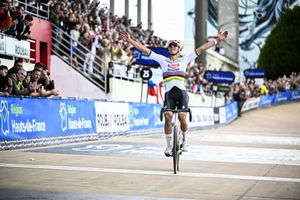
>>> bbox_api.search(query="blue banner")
[0,97,96,140]
[204,70,235,84]
[244,68,265,78]
[225,101,238,122]
[129,103,154,130]
[291,90,300,101]
[132,47,169,66]
[274,91,292,103]
[259,94,276,107]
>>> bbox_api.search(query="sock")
[165,134,172,148]
[182,131,187,142]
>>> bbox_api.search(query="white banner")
[242,97,261,112]
[5,36,30,59]
[188,107,214,128]
[95,101,130,132]
[219,107,226,124]
[0,35,5,54]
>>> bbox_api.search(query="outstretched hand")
[217,31,228,41]
[119,31,131,42]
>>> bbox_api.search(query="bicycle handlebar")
[160,108,192,122]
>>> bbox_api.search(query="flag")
[192,84,200,94]
[148,80,157,96]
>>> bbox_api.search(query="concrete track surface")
[1,102,300,200]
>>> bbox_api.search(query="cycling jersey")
[148,51,199,92]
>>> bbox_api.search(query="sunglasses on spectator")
[168,43,178,48]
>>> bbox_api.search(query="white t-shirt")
[149,51,198,92]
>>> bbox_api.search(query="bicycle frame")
[160,107,192,174]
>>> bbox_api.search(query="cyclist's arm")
[128,37,151,55]
[195,39,218,56]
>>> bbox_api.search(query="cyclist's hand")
[120,31,130,42]
[217,31,228,41]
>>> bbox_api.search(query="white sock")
[182,131,187,142]
[165,134,172,148]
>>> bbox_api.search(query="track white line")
[1,163,300,183]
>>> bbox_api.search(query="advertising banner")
[244,68,265,79]
[129,103,154,130]
[274,91,292,103]
[204,70,235,84]
[132,47,169,66]
[242,97,261,112]
[188,107,214,128]
[291,90,300,101]
[5,36,30,59]
[258,94,276,107]
[95,101,130,132]
[219,107,226,124]
[0,97,96,140]
[225,101,238,122]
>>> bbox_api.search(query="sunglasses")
[168,43,178,48]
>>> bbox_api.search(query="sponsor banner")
[244,68,265,78]
[95,101,130,132]
[258,94,276,107]
[0,97,96,140]
[0,35,5,54]
[204,70,235,84]
[225,101,238,122]
[132,47,169,66]
[242,97,261,112]
[152,104,164,128]
[274,91,292,103]
[219,107,226,124]
[129,103,154,130]
[188,107,214,128]
[291,90,300,101]
[5,36,30,59]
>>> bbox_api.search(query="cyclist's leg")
[164,91,175,156]
[178,90,189,151]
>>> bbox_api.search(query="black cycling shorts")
[164,86,189,110]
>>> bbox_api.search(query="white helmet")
[167,40,181,47]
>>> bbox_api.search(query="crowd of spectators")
[0,0,33,40]
[0,58,59,98]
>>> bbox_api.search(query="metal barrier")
[51,24,107,92]
[17,0,50,20]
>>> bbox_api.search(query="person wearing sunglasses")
[120,31,228,156]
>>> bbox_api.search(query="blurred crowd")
[0,58,59,98]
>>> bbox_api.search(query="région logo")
[0,100,10,135]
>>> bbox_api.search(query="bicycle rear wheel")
[173,125,178,174]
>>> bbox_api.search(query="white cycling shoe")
[164,146,173,157]
[181,141,189,152]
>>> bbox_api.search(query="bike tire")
[173,125,178,174]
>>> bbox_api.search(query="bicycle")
[160,106,192,174]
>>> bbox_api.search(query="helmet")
[167,40,180,48]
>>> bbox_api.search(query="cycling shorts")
[164,86,189,110]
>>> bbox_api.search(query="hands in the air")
[217,31,228,42]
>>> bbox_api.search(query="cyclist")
[120,31,228,156]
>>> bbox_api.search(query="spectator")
[78,30,92,72]
[5,5,24,37]
[0,1,12,31]
[8,59,22,77]
[70,22,81,68]
[11,68,41,97]
[16,14,33,40]
[0,65,12,96]
[27,62,50,88]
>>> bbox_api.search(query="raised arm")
[120,32,151,55]
[196,31,228,55]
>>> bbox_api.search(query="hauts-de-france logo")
[59,102,68,132]
[0,100,10,135]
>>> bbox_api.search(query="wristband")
[213,39,218,45]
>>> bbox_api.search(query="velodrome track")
[0,102,300,200]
